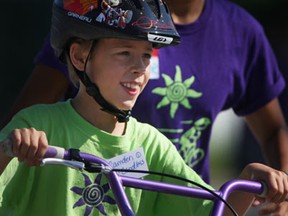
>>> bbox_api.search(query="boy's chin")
[117,101,135,110]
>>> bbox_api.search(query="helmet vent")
[146,0,160,19]
[126,0,160,19]
[126,0,142,10]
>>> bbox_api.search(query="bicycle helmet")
[51,0,180,58]
[50,0,180,122]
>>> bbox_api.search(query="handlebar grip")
[258,181,268,198]
[0,138,65,159]
[45,146,65,159]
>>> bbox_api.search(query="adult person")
[133,0,288,182]
[155,1,288,214]
[233,1,288,214]
[2,1,287,215]
[2,0,288,190]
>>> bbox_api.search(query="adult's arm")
[244,98,288,172]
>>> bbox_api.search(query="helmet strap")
[69,40,131,122]
[75,69,131,123]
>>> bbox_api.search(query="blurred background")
[0,0,52,120]
[0,0,287,214]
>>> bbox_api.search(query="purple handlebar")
[44,146,264,216]
[45,146,67,158]
[1,144,264,215]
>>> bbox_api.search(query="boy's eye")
[144,53,152,59]
[119,51,130,56]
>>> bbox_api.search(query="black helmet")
[51,0,180,58]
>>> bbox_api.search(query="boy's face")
[86,38,153,110]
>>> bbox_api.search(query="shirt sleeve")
[232,23,285,116]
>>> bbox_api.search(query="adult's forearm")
[262,127,288,171]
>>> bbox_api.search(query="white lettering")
[148,33,173,44]
[107,147,149,178]
[67,12,92,23]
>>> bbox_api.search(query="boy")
[0,0,287,215]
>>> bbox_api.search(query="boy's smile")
[121,81,141,96]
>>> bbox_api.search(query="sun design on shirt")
[152,65,202,119]
[71,173,116,216]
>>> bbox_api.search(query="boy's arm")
[0,128,48,175]
[224,163,288,216]
[224,191,254,216]
[0,151,12,175]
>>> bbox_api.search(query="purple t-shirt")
[133,0,285,182]
[35,0,285,183]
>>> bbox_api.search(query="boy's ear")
[69,43,88,71]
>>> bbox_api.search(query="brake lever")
[41,158,85,171]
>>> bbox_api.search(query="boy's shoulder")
[18,100,70,115]
[12,101,72,124]
[129,117,169,141]
[129,117,158,131]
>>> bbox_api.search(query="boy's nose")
[132,57,148,74]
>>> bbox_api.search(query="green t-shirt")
[0,101,213,216]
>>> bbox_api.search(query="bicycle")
[0,141,265,216]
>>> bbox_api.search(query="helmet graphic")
[51,0,180,58]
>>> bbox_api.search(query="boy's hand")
[258,201,288,215]
[9,128,48,166]
[244,163,288,204]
